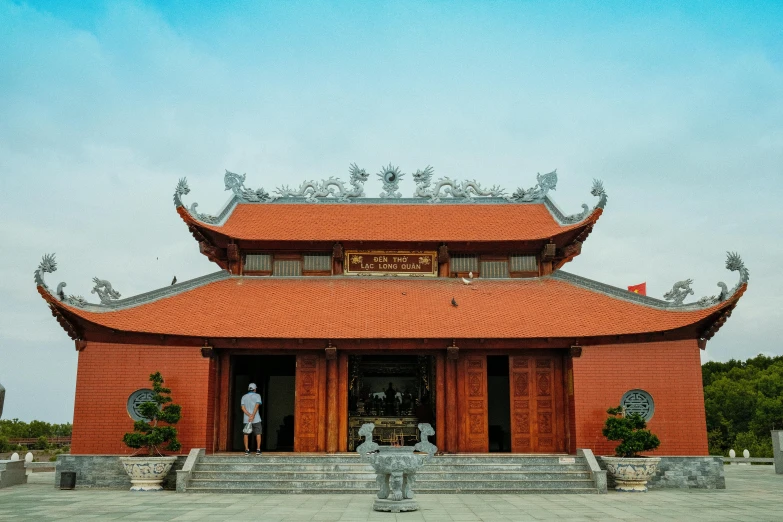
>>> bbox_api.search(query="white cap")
[248,383,257,390]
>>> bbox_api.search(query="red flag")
[628,283,647,296]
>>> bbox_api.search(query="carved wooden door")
[294,354,322,452]
[509,353,564,453]
[461,355,488,452]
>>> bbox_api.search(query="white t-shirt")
[241,392,262,423]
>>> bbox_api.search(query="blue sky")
[1,1,781,422]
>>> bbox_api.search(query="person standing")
[241,383,263,456]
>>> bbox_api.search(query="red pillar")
[326,348,338,453]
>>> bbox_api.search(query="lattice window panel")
[244,254,272,272]
[273,259,303,276]
[303,254,331,272]
[451,254,479,273]
[480,260,509,279]
[510,255,538,273]
[621,389,654,421]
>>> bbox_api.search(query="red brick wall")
[71,342,212,455]
[572,339,708,456]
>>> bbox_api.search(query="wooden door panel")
[294,354,321,452]
[510,356,532,452]
[510,353,563,453]
[462,355,488,452]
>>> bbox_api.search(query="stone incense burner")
[355,422,437,513]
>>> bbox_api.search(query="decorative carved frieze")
[437,245,449,263]
[277,164,369,202]
[413,166,506,202]
[226,244,240,262]
[332,242,344,260]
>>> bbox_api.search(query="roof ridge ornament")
[91,277,121,304]
[34,253,57,289]
[508,170,558,202]
[412,166,506,202]
[666,252,750,308]
[34,254,94,308]
[696,252,750,307]
[173,177,220,224]
[224,170,276,203]
[276,163,369,202]
[378,164,403,198]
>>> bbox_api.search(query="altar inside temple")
[347,355,434,450]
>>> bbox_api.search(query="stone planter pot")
[119,456,177,491]
[602,456,661,492]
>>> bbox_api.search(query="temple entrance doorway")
[487,355,511,452]
[347,355,435,450]
[231,355,296,452]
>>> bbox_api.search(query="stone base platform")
[373,498,418,512]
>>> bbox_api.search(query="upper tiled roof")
[182,202,601,243]
[42,272,742,340]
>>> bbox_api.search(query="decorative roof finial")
[225,170,276,202]
[276,164,369,202]
[173,177,219,224]
[173,178,190,208]
[34,253,57,289]
[663,279,694,305]
[508,170,558,202]
[696,252,750,307]
[412,166,505,202]
[91,277,121,304]
[591,179,608,209]
[378,164,403,198]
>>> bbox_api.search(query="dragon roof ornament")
[664,252,749,308]
[411,166,506,202]
[33,254,102,308]
[276,163,369,202]
[174,165,606,226]
[173,177,220,224]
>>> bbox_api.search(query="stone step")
[194,463,590,473]
[184,487,599,494]
[187,478,597,490]
[185,454,600,494]
[190,470,593,481]
[202,453,584,464]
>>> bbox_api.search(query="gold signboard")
[345,251,437,277]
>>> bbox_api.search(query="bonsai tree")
[123,372,182,456]
[602,406,660,458]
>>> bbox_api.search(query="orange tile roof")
[49,275,735,340]
[184,203,599,242]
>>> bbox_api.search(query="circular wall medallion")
[127,389,155,421]
[621,389,654,421]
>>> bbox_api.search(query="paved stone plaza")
[1,466,781,521]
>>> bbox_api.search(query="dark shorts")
[250,422,263,435]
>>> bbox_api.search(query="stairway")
[183,454,601,494]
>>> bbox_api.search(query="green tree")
[703,354,783,457]
[122,372,182,456]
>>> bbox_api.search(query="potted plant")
[601,406,661,492]
[120,372,182,491]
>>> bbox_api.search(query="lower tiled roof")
[48,274,736,339]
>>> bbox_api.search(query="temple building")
[36,165,747,457]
